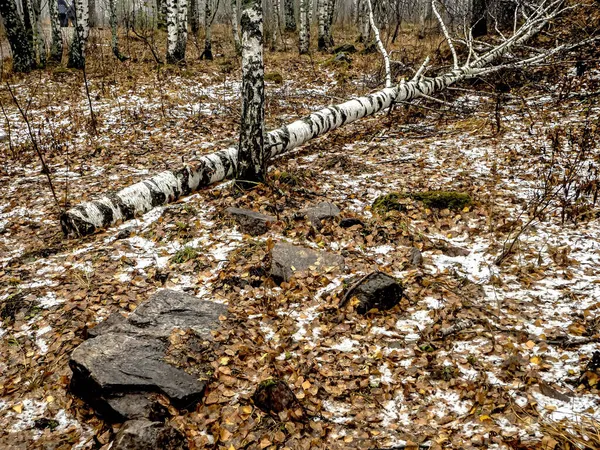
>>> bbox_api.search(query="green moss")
[264,72,283,84]
[371,192,407,214]
[273,171,299,186]
[259,378,279,389]
[171,246,199,264]
[411,190,472,210]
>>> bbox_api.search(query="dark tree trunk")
[284,0,296,32]
[201,0,213,59]
[236,0,265,185]
[157,0,167,30]
[471,0,488,38]
[189,0,199,34]
[0,0,35,72]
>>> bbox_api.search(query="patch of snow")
[37,292,62,308]
[330,338,359,352]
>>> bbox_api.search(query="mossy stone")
[411,191,472,210]
[371,192,407,214]
[265,72,283,84]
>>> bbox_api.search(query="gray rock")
[70,290,226,422]
[333,43,357,54]
[301,202,340,228]
[226,207,276,236]
[409,247,423,266]
[345,272,404,314]
[113,419,188,450]
[270,243,345,283]
[88,289,227,340]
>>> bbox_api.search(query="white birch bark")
[272,0,281,49]
[166,0,179,63]
[67,0,90,69]
[237,0,265,185]
[299,0,310,54]
[60,1,571,236]
[317,0,327,50]
[175,0,188,60]
[231,0,241,54]
[366,0,391,87]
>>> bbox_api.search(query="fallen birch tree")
[60,0,590,236]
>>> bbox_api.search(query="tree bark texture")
[231,0,241,53]
[284,0,296,32]
[157,0,167,30]
[0,0,35,72]
[48,0,63,63]
[67,0,89,69]
[190,0,200,34]
[236,0,265,185]
[299,0,310,54]
[202,0,213,59]
[60,7,562,236]
[166,0,187,62]
[317,0,327,50]
[109,0,127,61]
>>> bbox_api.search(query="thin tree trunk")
[166,0,178,62]
[236,0,265,185]
[299,0,310,54]
[109,0,128,61]
[202,0,213,59]
[67,0,89,69]
[272,0,281,49]
[284,0,296,32]
[0,0,35,72]
[175,0,188,60]
[48,0,63,63]
[317,0,328,50]
[190,0,199,34]
[325,0,334,46]
[366,0,390,87]
[89,0,97,27]
[157,0,167,30]
[231,0,241,54]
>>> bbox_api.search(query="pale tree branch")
[432,0,459,69]
[366,0,392,88]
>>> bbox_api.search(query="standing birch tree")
[284,0,296,32]
[48,0,63,63]
[237,0,265,185]
[166,0,188,63]
[299,0,310,54]
[0,0,35,72]
[202,0,214,59]
[67,0,90,69]
[231,0,242,53]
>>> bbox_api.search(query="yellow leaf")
[12,404,22,413]
[462,206,470,213]
[302,380,311,390]
[530,356,541,365]
[241,405,253,415]
[525,340,536,349]
[479,414,491,421]
[219,357,230,365]
[46,396,54,403]
[220,428,232,441]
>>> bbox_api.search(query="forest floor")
[1,25,600,450]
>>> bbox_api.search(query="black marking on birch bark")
[94,201,115,228]
[111,193,136,220]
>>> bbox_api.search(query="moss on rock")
[411,191,472,210]
[371,192,407,214]
[265,72,283,84]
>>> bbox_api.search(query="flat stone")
[270,242,345,283]
[226,207,276,236]
[88,289,227,340]
[301,202,340,228]
[70,290,226,422]
[113,419,188,450]
[345,272,404,314]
